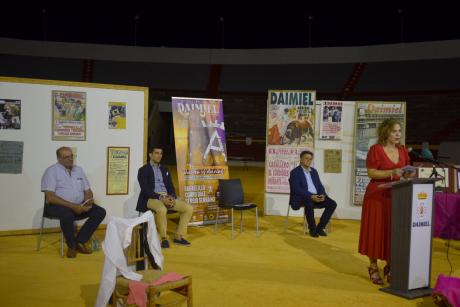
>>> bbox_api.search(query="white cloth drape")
[95,211,163,307]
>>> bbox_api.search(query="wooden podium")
[379,178,436,299]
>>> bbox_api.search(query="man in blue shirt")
[137,146,193,248]
[289,150,337,237]
[41,147,106,258]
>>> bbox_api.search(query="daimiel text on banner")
[265,90,316,193]
[172,97,229,225]
[353,101,406,205]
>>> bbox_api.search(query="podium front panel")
[408,183,433,290]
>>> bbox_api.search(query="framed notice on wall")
[324,149,342,173]
[106,147,130,195]
[0,140,23,174]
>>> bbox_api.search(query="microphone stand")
[428,164,444,191]
[409,149,460,191]
[422,156,460,191]
[423,157,460,172]
[428,164,442,179]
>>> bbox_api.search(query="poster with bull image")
[266,90,316,193]
[172,97,229,225]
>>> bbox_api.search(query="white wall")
[0,77,147,231]
[265,100,362,220]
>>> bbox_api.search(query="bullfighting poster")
[0,99,21,129]
[319,100,343,140]
[172,97,229,225]
[52,90,86,140]
[108,102,126,129]
[266,90,316,193]
[353,101,406,205]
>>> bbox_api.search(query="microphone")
[407,147,421,157]
[408,147,439,164]
[421,142,434,160]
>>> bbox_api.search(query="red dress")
[358,144,410,262]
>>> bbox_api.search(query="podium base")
[379,287,432,299]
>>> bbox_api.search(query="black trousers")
[46,204,106,248]
[303,196,337,231]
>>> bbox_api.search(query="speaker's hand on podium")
[401,165,416,179]
[392,168,403,178]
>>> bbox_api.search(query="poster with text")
[266,90,316,193]
[0,140,23,173]
[172,97,229,225]
[319,100,343,140]
[106,147,130,195]
[324,149,342,173]
[52,90,86,140]
[353,101,406,205]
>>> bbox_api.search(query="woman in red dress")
[358,118,413,285]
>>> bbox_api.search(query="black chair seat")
[220,203,257,210]
[214,179,259,239]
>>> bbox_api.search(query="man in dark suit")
[289,150,337,237]
[137,146,193,248]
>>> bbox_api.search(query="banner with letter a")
[265,90,316,193]
[172,97,229,225]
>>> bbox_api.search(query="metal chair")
[285,205,307,235]
[214,178,259,239]
[285,178,331,235]
[36,201,64,257]
[284,205,331,235]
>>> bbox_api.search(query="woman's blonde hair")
[377,118,401,145]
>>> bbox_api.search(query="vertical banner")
[265,90,316,193]
[319,100,343,140]
[409,184,433,289]
[353,101,406,205]
[172,97,229,225]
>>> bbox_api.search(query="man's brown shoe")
[67,247,77,258]
[76,242,93,254]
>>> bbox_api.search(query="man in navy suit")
[289,150,337,237]
[137,146,193,248]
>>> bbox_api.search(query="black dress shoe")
[309,230,319,238]
[67,247,77,258]
[76,242,93,254]
[317,229,327,236]
[161,239,170,248]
